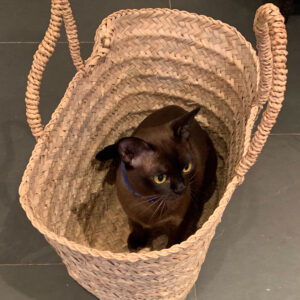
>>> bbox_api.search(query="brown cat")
[96,105,217,251]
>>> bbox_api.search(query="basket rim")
[90,7,258,67]
[19,7,258,262]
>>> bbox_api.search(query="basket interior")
[20,10,259,253]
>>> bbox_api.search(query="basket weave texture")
[19,1,287,299]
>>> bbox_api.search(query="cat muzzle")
[173,182,186,195]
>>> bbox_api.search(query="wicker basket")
[19,1,287,299]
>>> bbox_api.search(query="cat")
[96,105,217,251]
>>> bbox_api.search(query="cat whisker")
[159,198,167,219]
[149,197,165,222]
[189,170,200,182]
[134,201,160,216]
[157,198,166,219]
[138,204,157,219]
[137,195,167,217]
[188,177,196,186]
[189,174,196,181]
[129,196,161,209]
[148,203,160,222]
[146,193,162,199]
[189,170,201,185]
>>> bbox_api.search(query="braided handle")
[25,0,84,141]
[235,4,287,179]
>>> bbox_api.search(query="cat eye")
[153,174,167,184]
[182,162,192,173]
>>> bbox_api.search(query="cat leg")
[127,220,149,252]
[166,225,183,248]
[166,200,203,248]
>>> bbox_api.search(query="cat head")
[117,107,200,198]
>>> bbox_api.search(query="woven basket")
[20,1,287,299]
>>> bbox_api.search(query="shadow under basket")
[19,1,287,299]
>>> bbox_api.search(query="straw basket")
[19,1,287,299]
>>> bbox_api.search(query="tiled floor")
[0,0,299,299]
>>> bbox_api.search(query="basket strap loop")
[235,4,287,178]
[25,0,83,141]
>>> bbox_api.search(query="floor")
[0,0,299,299]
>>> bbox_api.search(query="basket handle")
[235,4,287,180]
[25,0,84,141]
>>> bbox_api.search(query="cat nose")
[173,182,186,195]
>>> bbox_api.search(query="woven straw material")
[19,1,287,299]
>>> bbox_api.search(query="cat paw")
[127,232,148,252]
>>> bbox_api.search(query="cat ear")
[117,137,153,167]
[171,106,200,140]
[95,143,118,161]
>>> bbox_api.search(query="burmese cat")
[96,105,217,251]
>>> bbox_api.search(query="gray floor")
[0,0,299,299]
